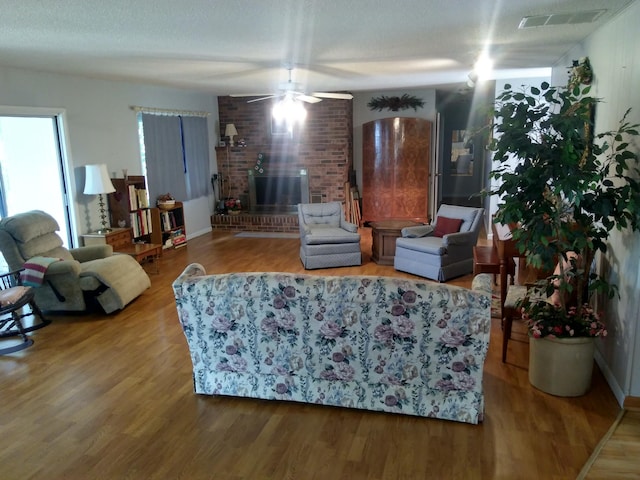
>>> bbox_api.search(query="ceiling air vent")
[518,9,606,28]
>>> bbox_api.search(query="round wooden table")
[369,220,423,265]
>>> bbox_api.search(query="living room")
[1,1,640,477]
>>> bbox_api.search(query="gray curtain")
[181,116,210,199]
[142,113,187,202]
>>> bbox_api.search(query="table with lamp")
[82,164,163,273]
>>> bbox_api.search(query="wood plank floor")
[579,409,640,479]
[0,229,623,479]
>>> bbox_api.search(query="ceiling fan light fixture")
[272,94,306,132]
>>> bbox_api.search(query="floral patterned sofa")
[172,264,492,424]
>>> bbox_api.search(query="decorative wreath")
[367,94,425,112]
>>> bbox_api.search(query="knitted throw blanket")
[20,256,60,287]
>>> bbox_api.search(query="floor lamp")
[84,164,116,234]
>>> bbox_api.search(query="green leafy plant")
[488,81,640,332]
[524,301,607,339]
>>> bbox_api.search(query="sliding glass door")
[0,114,71,250]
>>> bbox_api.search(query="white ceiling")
[0,0,635,95]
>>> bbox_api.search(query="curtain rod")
[130,105,210,117]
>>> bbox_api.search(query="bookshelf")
[108,176,154,243]
[150,202,187,249]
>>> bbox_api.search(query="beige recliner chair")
[0,210,151,314]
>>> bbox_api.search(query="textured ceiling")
[0,0,635,95]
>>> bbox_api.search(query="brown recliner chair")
[0,210,151,314]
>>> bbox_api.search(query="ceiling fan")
[230,68,353,104]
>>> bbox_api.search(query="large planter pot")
[529,336,595,397]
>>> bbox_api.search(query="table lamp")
[84,164,116,233]
[225,123,238,147]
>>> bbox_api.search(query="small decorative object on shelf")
[367,94,425,112]
[254,152,266,174]
[157,193,175,208]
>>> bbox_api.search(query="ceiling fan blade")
[230,93,274,97]
[296,94,323,104]
[311,92,354,100]
[246,95,280,103]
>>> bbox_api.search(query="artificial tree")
[488,80,640,328]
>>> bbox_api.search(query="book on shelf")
[137,188,149,208]
[128,185,138,210]
[130,209,153,238]
[170,228,187,248]
[172,235,187,248]
[161,210,178,231]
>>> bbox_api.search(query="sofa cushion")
[299,203,341,227]
[17,232,65,259]
[396,236,446,255]
[1,210,59,243]
[303,227,360,245]
[401,225,434,238]
[433,217,463,237]
[436,205,480,233]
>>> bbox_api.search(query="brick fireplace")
[212,95,353,231]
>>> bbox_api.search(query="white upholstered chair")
[394,204,484,282]
[298,202,361,269]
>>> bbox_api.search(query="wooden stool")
[473,245,500,284]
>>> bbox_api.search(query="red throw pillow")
[433,216,463,237]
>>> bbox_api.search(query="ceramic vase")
[529,336,595,397]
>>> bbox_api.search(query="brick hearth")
[211,212,299,233]
[214,95,353,232]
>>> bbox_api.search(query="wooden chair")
[0,270,50,355]
[502,284,528,363]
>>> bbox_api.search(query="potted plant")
[224,197,242,214]
[487,76,640,395]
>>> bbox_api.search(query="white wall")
[552,1,640,403]
[0,65,219,245]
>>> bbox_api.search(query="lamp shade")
[224,123,238,137]
[83,164,116,195]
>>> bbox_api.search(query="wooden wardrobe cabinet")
[362,117,431,223]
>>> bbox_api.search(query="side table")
[115,243,163,274]
[370,220,423,265]
[473,245,500,284]
[81,228,133,249]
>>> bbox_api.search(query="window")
[137,111,210,203]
